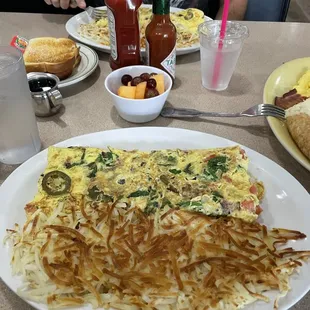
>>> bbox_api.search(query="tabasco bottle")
[145,0,177,80]
[105,0,142,70]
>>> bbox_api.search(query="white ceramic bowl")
[105,65,172,123]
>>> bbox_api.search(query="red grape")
[145,88,159,98]
[121,74,132,86]
[131,76,144,86]
[140,73,151,81]
[146,78,157,89]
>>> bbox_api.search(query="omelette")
[25,146,264,223]
[78,7,205,48]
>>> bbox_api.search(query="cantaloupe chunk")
[135,81,147,99]
[117,86,136,99]
[153,74,165,95]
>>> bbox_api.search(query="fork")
[70,0,107,20]
[160,104,286,120]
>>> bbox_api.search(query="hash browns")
[5,198,310,309]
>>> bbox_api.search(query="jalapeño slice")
[42,170,71,196]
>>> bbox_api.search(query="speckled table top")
[0,13,309,310]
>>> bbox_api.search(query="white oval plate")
[0,127,309,310]
[59,43,99,88]
[65,5,212,56]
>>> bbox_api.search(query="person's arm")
[216,0,248,20]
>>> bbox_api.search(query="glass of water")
[0,46,41,164]
[199,21,249,91]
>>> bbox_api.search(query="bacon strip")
[275,88,307,110]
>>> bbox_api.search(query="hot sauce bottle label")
[145,39,150,66]
[160,45,176,78]
[107,8,117,61]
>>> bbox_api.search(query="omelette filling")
[27,146,264,223]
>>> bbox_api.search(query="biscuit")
[287,113,310,160]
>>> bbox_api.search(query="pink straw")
[211,0,230,89]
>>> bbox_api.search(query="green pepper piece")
[42,170,71,196]
[178,201,202,208]
[204,156,228,181]
[212,191,223,202]
[168,185,179,194]
[88,186,113,202]
[87,162,98,178]
[97,150,119,167]
[169,169,181,175]
[128,190,149,198]
[184,9,194,20]
[158,155,177,166]
[160,175,169,185]
[183,163,192,174]
[144,201,159,215]
[64,147,86,168]
[162,197,172,208]
[178,200,204,213]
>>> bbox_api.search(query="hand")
[44,0,86,9]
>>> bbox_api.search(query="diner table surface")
[0,12,310,310]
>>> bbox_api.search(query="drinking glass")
[199,21,249,91]
[0,46,41,164]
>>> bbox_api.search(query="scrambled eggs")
[294,70,310,97]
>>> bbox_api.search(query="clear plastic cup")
[0,47,41,164]
[199,21,249,91]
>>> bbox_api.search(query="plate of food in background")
[24,37,99,88]
[264,57,310,171]
[65,5,211,56]
[1,127,310,310]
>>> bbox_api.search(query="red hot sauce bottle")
[145,0,177,80]
[105,0,143,70]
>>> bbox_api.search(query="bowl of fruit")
[105,65,173,123]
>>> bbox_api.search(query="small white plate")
[0,127,310,310]
[58,43,99,88]
[65,5,212,56]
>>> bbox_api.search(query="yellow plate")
[263,57,310,171]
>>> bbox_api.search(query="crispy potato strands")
[5,198,310,309]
